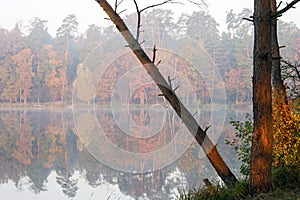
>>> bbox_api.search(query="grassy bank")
[178,167,300,200]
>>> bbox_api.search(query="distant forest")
[0,8,299,105]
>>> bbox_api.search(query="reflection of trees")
[27,161,50,193]
[0,112,20,159]
[0,110,242,199]
[12,112,34,165]
[55,112,79,199]
[0,110,80,197]
[56,170,78,199]
[79,150,104,187]
[117,168,184,199]
[0,156,26,186]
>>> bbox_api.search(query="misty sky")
[0,0,299,36]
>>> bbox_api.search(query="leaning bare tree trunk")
[95,0,237,186]
[251,0,273,194]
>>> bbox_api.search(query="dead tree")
[94,0,237,186]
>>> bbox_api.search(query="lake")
[0,106,250,199]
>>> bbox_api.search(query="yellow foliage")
[272,95,300,168]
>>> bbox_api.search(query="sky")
[0,0,300,36]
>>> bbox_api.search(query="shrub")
[272,97,300,168]
[226,113,253,178]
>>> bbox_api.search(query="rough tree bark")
[251,0,273,194]
[271,0,287,105]
[251,0,300,194]
[95,0,237,186]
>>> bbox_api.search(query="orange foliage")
[272,94,300,167]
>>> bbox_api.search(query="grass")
[178,167,300,200]
[178,181,300,200]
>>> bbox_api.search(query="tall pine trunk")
[250,0,273,193]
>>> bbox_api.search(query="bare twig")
[173,85,180,92]
[167,76,176,89]
[204,125,211,133]
[114,0,124,12]
[277,1,283,9]
[186,0,207,8]
[271,0,300,18]
[140,0,182,13]
[281,59,300,98]
[282,60,300,80]
[152,45,157,63]
[243,17,254,23]
[156,60,161,67]
[192,111,198,117]
[132,0,141,41]
[118,9,127,15]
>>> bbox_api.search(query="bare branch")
[173,85,180,92]
[281,59,300,98]
[167,76,176,89]
[277,1,283,9]
[118,9,127,15]
[131,0,205,41]
[140,0,183,13]
[282,60,300,80]
[192,111,198,117]
[156,60,161,67]
[132,0,141,41]
[186,0,207,8]
[114,0,124,12]
[243,17,254,23]
[114,0,118,11]
[152,45,157,63]
[204,125,211,133]
[117,0,124,7]
[132,0,183,41]
[271,0,300,18]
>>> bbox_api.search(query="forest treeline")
[0,9,299,105]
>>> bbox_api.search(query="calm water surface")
[0,107,250,199]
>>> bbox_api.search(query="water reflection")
[0,107,249,199]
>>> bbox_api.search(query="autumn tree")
[221,9,253,104]
[28,17,52,103]
[0,58,20,103]
[41,44,62,102]
[73,63,95,104]
[56,14,79,103]
[186,11,220,59]
[0,24,26,103]
[225,67,246,104]
[78,24,102,61]
[12,48,34,105]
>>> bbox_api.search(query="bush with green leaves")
[226,113,253,179]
